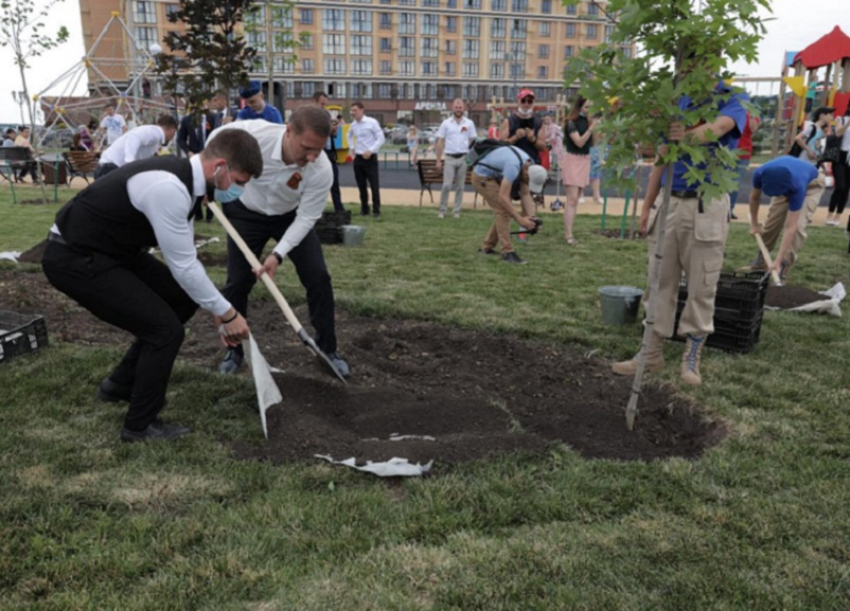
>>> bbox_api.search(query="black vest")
[55,156,197,261]
[509,113,542,164]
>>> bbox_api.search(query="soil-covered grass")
[1,188,849,610]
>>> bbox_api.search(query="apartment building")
[80,0,628,125]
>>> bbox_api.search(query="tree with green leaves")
[562,0,770,428]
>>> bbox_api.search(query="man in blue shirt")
[613,80,748,386]
[236,81,283,124]
[471,145,546,264]
[745,155,825,279]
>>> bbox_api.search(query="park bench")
[0,147,36,204]
[63,150,100,186]
[416,159,479,208]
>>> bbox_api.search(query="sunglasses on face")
[520,98,534,104]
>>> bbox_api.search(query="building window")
[587,2,599,16]
[605,25,615,42]
[323,58,345,74]
[537,66,548,79]
[133,1,157,24]
[247,31,266,52]
[444,61,456,76]
[490,63,504,79]
[509,63,523,81]
[302,59,314,73]
[564,45,573,58]
[462,62,479,77]
[444,84,457,98]
[491,18,506,38]
[400,61,415,76]
[586,24,598,39]
[422,0,440,6]
[323,9,345,31]
[270,6,293,28]
[565,23,575,38]
[274,56,295,73]
[399,0,415,4]
[539,22,550,37]
[463,16,480,37]
[377,84,392,99]
[511,19,527,38]
[510,0,527,11]
[380,38,391,52]
[302,82,315,98]
[302,33,313,50]
[421,61,437,76]
[380,60,392,74]
[566,3,576,14]
[322,33,346,55]
[135,26,157,47]
[251,55,266,72]
[510,41,526,58]
[399,12,416,33]
[379,13,392,29]
[490,40,505,60]
[462,39,479,59]
[399,36,415,57]
[464,0,481,7]
[272,30,294,53]
[446,16,457,32]
[351,83,372,99]
[165,4,179,18]
[538,44,549,59]
[299,8,313,24]
[463,85,475,100]
[447,0,456,7]
[352,59,373,75]
[352,0,372,3]
[421,38,438,57]
[621,45,632,59]
[351,10,372,32]
[541,0,551,13]
[351,35,372,55]
[491,0,506,9]
[445,40,456,55]
[421,14,438,35]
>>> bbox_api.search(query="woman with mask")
[499,88,546,165]
[561,96,599,245]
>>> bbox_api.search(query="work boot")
[611,331,665,376]
[680,334,706,386]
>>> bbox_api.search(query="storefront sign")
[414,101,447,111]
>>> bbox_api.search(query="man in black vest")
[42,130,264,442]
[499,88,547,165]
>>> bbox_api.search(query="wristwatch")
[273,252,283,265]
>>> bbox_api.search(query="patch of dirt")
[18,240,48,264]
[0,268,726,469]
[765,285,825,309]
[593,229,645,240]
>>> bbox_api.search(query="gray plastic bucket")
[340,225,366,247]
[598,286,644,325]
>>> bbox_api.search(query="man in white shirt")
[98,104,127,147]
[207,107,350,379]
[41,129,263,442]
[348,101,386,218]
[435,99,477,219]
[96,114,178,179]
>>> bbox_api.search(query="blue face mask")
[213,164,244,203]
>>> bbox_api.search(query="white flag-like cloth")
[243,334,283,438]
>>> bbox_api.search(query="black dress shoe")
[121,420,192,443]
[97,377,132,403]
[322,352,351,379]
[478,247,497,255]
[373,212,381,219]
[360,208,370,216]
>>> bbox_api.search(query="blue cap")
[239,80,262,99]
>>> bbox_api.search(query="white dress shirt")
[437,116,477,155]
[348,115,385,155]
[51,155,232,316]
[100,125,166,167]
[207,120,333,260]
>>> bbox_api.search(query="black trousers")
[42,240,198,431]
[94,162,119,180]
[829,151,849,215]
[222,200,338,354]
[326,151,344,212]
[352,155,381,214]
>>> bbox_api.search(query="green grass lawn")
[1,185,850,610]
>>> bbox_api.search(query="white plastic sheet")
[766,282,846,317]
[243,334,283,438]
[0,251,21,263]
[314,455,433,477]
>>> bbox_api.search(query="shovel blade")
[297,328,349,385]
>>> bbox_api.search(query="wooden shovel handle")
[207,201,303,333]
[747,214,782,286]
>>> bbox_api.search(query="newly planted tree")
[563,0,770,428]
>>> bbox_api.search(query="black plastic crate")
[0,311,49,363]
[673,301,763,354]
[678,270,769,323]
[315,210,352,245]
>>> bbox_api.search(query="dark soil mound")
[765,285,825,309]
[18,240,47,264]
[593,228,645,240]
[1,270,726,470]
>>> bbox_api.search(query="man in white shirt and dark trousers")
[208,107,351,379]
[348,101,385,218]
[435,99,477,218]
[41,130,263,442]
[95,114,178,179]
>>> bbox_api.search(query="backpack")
[788,123,817,158]
[467,139,527,200]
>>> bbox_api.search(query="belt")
[47,231,67,245]
[446,153,466,158]
[670,190,698,199]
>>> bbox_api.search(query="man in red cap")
[499,88,547,165]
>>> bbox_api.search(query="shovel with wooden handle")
[747,214,782,287]
[208,201,349,385]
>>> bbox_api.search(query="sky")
[0,0,845,124]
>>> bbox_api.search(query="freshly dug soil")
[0,268,726,469]
[593,228,645,240]
[765,285,825,309]
[18,240,48,264]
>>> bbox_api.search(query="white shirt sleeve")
[127,171,232,316]
[273,159,333,259]
[370,119,385,153]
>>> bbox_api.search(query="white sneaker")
[437,212,445,219]
[579,197,586,204]
[453,212,460,219]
